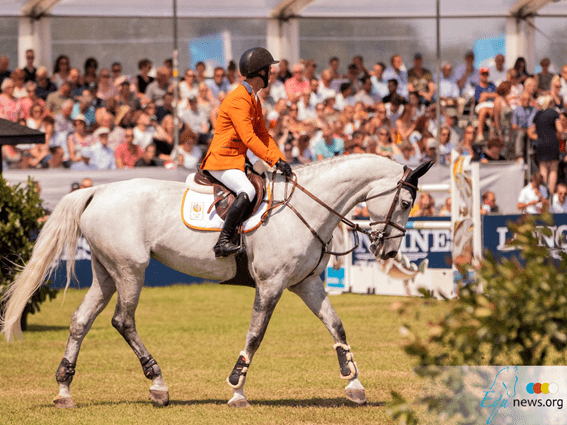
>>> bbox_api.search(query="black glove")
[275,158,293,178]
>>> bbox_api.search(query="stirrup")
[213,241,243,258]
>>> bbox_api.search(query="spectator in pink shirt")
[284,63,310,101]
[18,81,44,119]
[97,69,118,101]
[0,78,21,122]
[115,127,143,169]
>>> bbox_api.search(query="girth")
[195,166,266,221]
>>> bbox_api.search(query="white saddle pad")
[181,186,270,233]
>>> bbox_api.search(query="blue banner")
[189,34,225,70]
[482,214,567,262]
[474,35,505,68]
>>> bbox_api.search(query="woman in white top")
[67,114,94,163]
[196,82,215,117]
[97,69,118,101]
[26,102,45,131]
[179,69,198,100]
[171,133,203,169]
[52,55,71,89]
[551,184,567,214]
[11,69,27,99]
[517,172,549,214]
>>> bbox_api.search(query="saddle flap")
[211,186,234,219]
[196,166,266,222]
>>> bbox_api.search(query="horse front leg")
[227,284,283,407]
[289,275,367,405]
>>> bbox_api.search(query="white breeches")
[208,169,256,200]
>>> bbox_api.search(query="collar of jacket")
[242,80,254,94]
[241,81,259,103]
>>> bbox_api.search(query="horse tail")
[1,187,97,342]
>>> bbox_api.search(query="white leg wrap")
[346,377,365,391]
[229,386,247,402]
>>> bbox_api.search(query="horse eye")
[401,200,411,209]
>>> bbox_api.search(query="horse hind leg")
[289,275,367,405]
[109,265,169,406]
[54,254,117,408]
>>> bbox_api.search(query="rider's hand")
[275,158,293,179]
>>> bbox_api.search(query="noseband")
[264,167,417,275]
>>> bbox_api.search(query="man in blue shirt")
[436,62,464,115]
[382,54,408,100]
[314,123,344,161]
[71,93,96,129]
[474,67,497,142]
[206,66,231,100]
[511,91,537,161]
[89,127,116,170]
[370,62,389,99]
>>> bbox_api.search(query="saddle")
[193,166,266,221]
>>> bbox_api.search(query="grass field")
[1,284,450,425]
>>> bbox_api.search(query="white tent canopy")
[4,0,567,70]
[5,0,567,18]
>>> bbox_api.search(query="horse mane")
[294,154,401,178]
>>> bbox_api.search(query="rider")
[201,47,293,258]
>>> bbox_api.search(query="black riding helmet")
[239,47,279,88]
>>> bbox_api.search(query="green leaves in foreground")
[388,212,567,424]
[0,176,58,330]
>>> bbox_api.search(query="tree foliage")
[388,212,567,424]
[0,176,58,330]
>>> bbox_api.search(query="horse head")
[366,160,434,260]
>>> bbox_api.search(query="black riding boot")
[213,193,251,258]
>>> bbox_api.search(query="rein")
[263,167,416,275]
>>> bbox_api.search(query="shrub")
[387,212,567,423]
[0,176,58,331]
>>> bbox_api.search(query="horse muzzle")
[372,243,398,260]
[370,239,396,260]
[370,231,403,260]
[381,250,398,260]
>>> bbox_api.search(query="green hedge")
[0,176,58,331]
[388,212,567,424]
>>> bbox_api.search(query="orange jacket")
[201,83,285,171]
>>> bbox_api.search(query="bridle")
[364,167,417,253]
[263,166,417,275]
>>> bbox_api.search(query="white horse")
[1,154,432,408]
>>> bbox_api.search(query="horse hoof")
[53,396,75,409]
[149,389,170,406]
[346,388,367,405]
[228,398,251,408]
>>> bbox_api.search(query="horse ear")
[409,160,435,180]
[406,161,434,191]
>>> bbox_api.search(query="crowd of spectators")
[1,48,567,215]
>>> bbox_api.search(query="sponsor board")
[483,214,567,262]
[352,217,451,269]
